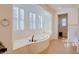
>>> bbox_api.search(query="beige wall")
[0,4,12,51]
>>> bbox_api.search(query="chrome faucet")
[32,35,34,42]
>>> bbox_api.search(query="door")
[58,14,68,39]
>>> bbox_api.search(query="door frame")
[58,13,68,39]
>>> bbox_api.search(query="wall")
[77,9,79,43]
[0,4,12,52]
[52,13,58,39]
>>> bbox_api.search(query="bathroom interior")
[0,4,79,54]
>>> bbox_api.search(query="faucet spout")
[32,35,34,42]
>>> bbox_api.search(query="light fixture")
[58,7,62,10]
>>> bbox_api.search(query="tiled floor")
[40,39,77,54]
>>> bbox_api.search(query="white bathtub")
[13,32,50,53]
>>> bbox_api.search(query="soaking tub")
[13,32,50,54]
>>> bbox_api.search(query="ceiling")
[13,4,79,13]
[48,4,79,11]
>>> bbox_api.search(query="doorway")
[58,14,68,39]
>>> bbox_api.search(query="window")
[29,12,36,30]
[13,7,19,31]
[13,7,24,32]
[29,12,43,31]
[33,13,36,30]
[38,15,43,29]
[29,12,33,30]
[62,18,66,26]
[19,9,24,31]
[40,16,43,29]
